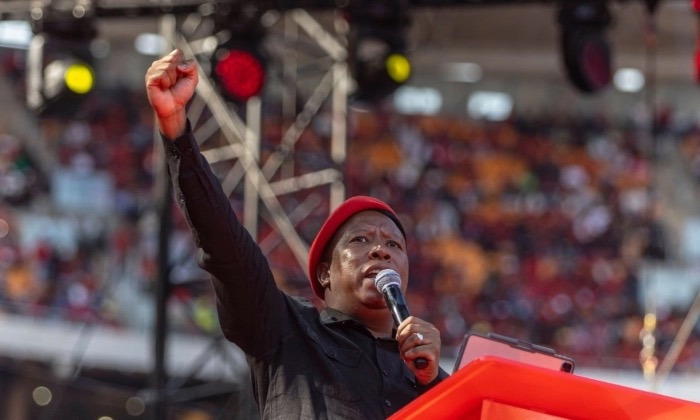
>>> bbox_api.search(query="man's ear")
[317,261,331,289]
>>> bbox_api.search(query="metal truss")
[0,0,670,33]
[0,0,351,259]
[0,0,610,20]
[162,7,349,273]
[145,9,351,418]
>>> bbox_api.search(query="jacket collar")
[320,307,398,340]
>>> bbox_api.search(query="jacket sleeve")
[162,126,287,358]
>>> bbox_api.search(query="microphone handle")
[384,284,410,326]
[383,285,429,370]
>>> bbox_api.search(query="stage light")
[212,46,266,102]
[350,29,412,102]
[44,59,94,96]
[557,1,613,94]
[393,86,442,115]
[26,15,97,117]
[63,61,94,94]
[386,53,412,84]
[210,8,267,104]
[347,1,412,103]
[694,0,700,83]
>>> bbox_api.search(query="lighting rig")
[345,0,413,103]
[25,2,98,116]
[557,0,614,94]
[209,3,268,103]
[7,0,662,107]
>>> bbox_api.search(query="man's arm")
[147,50,287,357]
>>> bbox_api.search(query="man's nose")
[370,244,390,260]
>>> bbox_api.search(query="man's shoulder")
[287,294,322,314]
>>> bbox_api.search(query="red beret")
[307,195,405,299]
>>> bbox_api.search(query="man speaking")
[145,48,448,419]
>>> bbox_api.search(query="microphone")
[374,269,428,370]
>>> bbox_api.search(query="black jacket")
[164,129,447,419]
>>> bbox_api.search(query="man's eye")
[351,236,367,243]
[388,240,401,248]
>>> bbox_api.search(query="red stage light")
[579,34,612,90]
[213,49,265,102]
[695,2,700,83]
[558,2,612,94]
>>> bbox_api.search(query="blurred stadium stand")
[1,0,700,419]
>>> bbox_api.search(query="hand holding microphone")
[374,269,429,370]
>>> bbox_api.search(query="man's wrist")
[157,111,188,140]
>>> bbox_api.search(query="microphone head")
[374,269,401,292]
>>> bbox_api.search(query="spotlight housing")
[558,1,613,94]
[347,1,412,103]
[210,8,267,103]
[26,14,97,117]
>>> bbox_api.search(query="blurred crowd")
[0,55,699,372]
[342,110,675,370]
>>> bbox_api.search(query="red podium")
[390,357,700,420]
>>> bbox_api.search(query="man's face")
[318,210,409,319]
